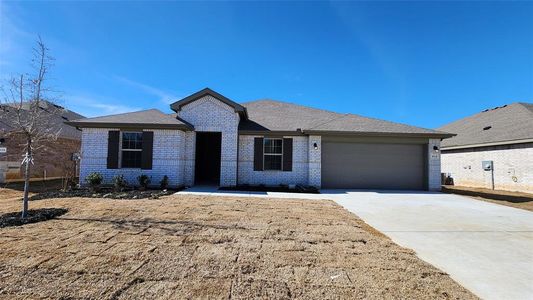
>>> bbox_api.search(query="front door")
[195,132,222,185]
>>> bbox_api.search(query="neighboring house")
[438,102,533,194]
[0,101,84,183]
[66,88,453,191]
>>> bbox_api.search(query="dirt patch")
[0,208,68,228]
[0,194,477,299]
[0,178,64,201]
[442,186,533,212]
[1,178,65,193]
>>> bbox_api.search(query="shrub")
[160,175,169,190]
[112,175,128,192]
[85,172,103,191]
[137,174,151,190]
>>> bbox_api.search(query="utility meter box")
[482,160,493,171]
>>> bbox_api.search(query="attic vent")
[483,126,492,131]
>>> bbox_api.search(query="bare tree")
[0,37,62,218]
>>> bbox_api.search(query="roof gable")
[438,102,533,148]
[170,88,247,119]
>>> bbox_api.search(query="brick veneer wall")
[183,131,195,186]
[428,139,442,191]
[79,128,186,188]
[237,135,323,188]
[308,135,321,188]
[0,132,80,181]
[441,143,533,194]
[178,95,240,186]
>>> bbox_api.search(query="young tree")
[0,37,62,218]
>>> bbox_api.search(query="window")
[121,132,142,168]
[263,138,282,170]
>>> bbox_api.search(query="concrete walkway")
[177,187,533,299]
[177,185,327,200]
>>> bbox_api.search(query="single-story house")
[439,102,533,194]
[0,101,84,183]
[66,88,453,191]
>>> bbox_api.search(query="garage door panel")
[322,142,426,190]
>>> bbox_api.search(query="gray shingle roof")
[240,100,340,132]
[62,93,454,138]
[438,102,533,148]
[241,99,452,137]
[0,101,84,140]
[66,109,193,130]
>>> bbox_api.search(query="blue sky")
[1,1,532,129]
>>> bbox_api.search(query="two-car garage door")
[321,137,427,190]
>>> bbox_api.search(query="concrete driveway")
[178,186,533,299]
[325,190,533,300]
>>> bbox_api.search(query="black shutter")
[253,137,264,171]
[141,131,154,170]
[282,138,293,172]
[107,131,120,169]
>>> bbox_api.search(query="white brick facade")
[183,131,195,186]
[441,143,533,194]
[427,139,442,191]
[237,135,314,186]
[177,95,240,186]
[308,136,321,187]
[79,128,186,188]
[78,94,442,191]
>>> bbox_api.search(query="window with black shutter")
[263,138,283,170]
[107,131,120,169]
[120,132,143,168]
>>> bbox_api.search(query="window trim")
[119,131,143,169]
[263,138,283,171]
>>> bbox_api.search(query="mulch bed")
[220,184,320,194]
[0,208,68,228]
[29,189,177,201]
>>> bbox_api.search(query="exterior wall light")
[433,145,439,153]
[313,142,318,150]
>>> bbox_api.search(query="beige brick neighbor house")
[0,101,84,183]
[67,88,453,191]
[439,102,533,194]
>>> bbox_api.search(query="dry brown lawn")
[0,191,477,299]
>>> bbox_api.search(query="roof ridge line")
[517,102,533,117]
